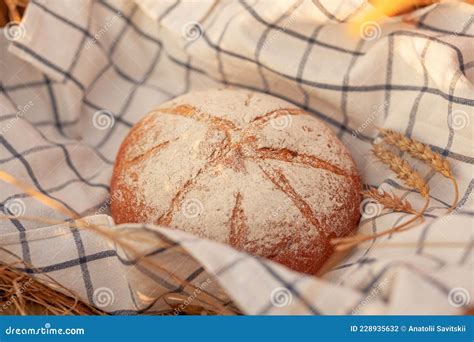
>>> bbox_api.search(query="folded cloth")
[0,0,472,314]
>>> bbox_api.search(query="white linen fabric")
[0,0,472,315]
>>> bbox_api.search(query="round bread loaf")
[110,89,361,275]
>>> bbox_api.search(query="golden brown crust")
[228,192,249,249]
[110,90,361,275]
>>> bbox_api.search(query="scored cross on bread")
[111,89,361,275]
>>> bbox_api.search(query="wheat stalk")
[0,261,103,315]
[379,129,459,212]
[0,215,238,315]
[363,188,416,214]
[332,143,431,251]
[331,197,429,251]
[0,171,239,315]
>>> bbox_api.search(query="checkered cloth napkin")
[0,0,472,315]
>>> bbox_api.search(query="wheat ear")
[372,144,430,197]
[380,128,459,212]
[332,144,430,251]
[363,188,416,214]
[331,198,429,251]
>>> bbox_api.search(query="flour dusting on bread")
[110,89,361,274]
